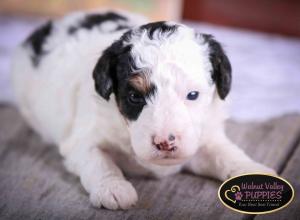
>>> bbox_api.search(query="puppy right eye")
[128,91,145,105]
[187,91,199,100]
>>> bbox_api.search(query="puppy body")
[11,10,275,209]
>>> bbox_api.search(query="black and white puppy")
[11,10,275,210]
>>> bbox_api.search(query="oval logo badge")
[218,173,294,214]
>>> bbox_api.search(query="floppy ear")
[93,42,121,100]
[201,34,232,100]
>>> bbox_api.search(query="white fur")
[11,10,276,210]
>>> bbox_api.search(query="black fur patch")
[68,12,128,34]
[140,21,179,39]
[202,34,232,99]
[25,21,52,66]
[93,35,156,121]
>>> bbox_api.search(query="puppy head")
[93,21,231,165]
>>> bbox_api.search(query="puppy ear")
[93,43,119,100]
[200,34,232,100]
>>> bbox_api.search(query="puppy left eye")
[187,91,199,100]
[128,91,146,105]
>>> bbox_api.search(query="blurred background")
[0,0,299,121]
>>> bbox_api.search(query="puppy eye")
[187,91,199,100]
[128,91,145,105]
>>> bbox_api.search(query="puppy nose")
[152,134,177,152]
[168,134,176,141]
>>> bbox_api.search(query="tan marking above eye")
[128,73,151,94]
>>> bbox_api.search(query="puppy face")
[93,22,231,165]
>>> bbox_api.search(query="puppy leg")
[185,133,276,181]
[61,144,138,210]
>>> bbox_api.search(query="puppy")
[11,10,275,210]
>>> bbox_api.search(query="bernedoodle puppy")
[11,10,276,210]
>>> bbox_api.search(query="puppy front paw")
[89,178,138,210]
[226,161,277,179]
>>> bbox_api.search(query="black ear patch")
[93,41,122,100]
[92,37,134,101]
[93,51,114,100]
[202,34,232,100]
